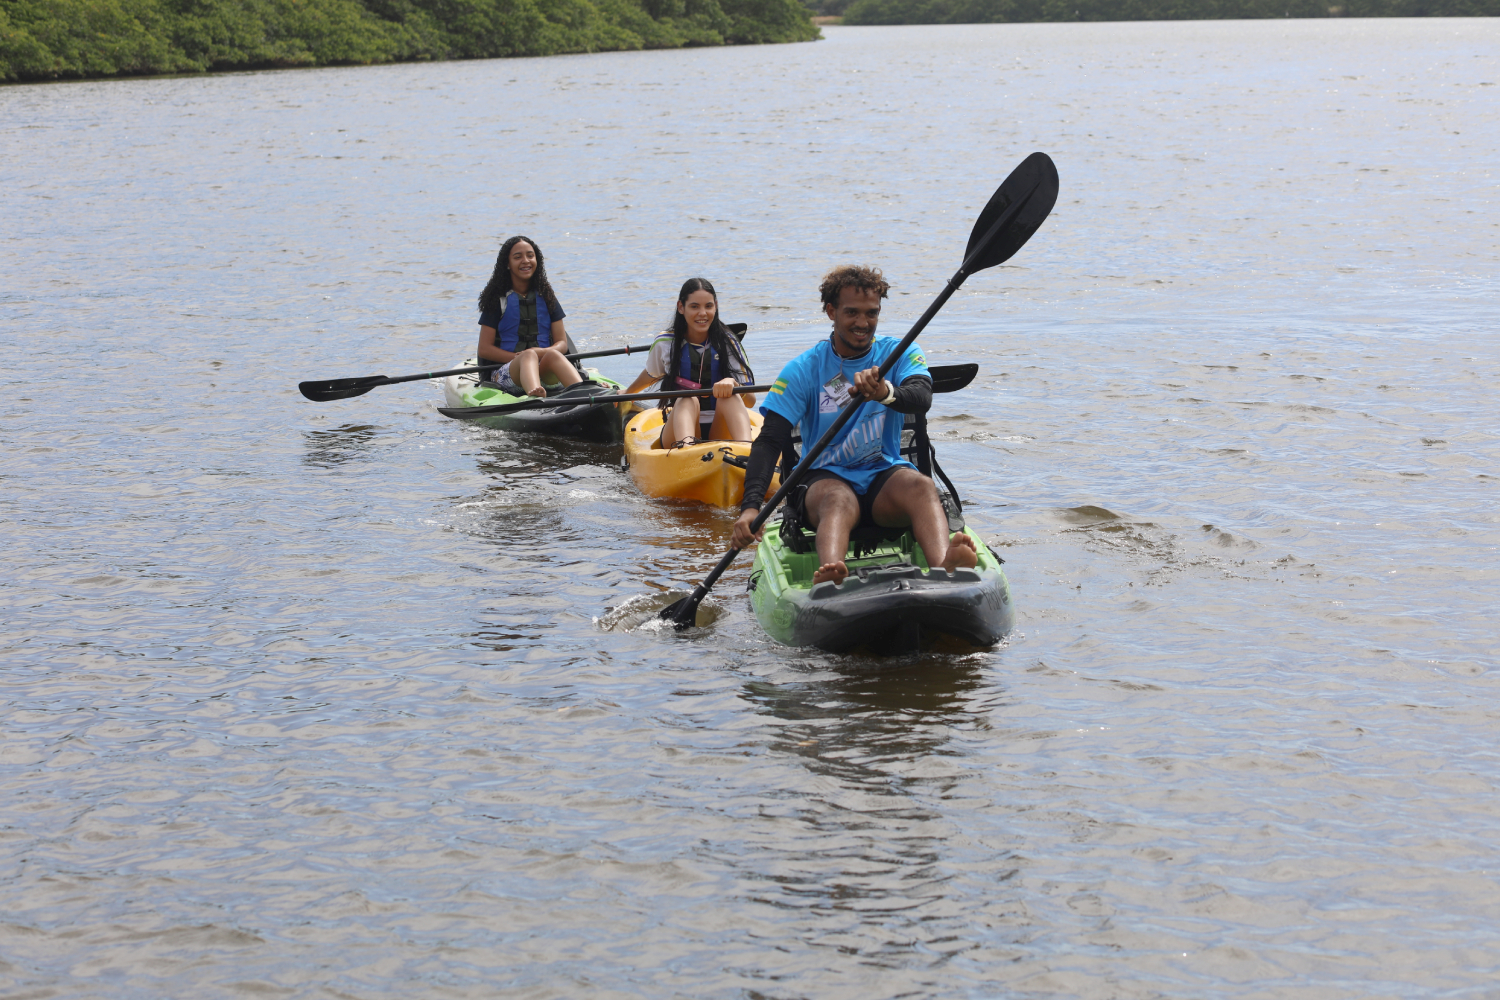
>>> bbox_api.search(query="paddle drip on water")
[597,592,723,632]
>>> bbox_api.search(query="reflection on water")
[745,656,989,780]
[300,423,387,467]
[729,659,1016,965]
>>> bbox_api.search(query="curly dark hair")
[665,277,754,393]
[819,265,890,307]
[477,235,560,315]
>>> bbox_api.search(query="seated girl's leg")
[492,362,521,394]
[659,396,701,447]
[708,397,752,441]
[538,348,583,387]
[511,348,545,397]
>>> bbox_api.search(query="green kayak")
[439,358,626,441]
[748,520,1014,653]
[745,372,1012,653]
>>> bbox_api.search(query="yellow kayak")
[623,407,780,508]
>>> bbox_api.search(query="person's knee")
[892,467,937,498]
[874,469,939,523]
[806,480,856,527]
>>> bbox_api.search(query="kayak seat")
[777,409,966,558]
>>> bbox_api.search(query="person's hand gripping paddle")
[660,151,1059,629]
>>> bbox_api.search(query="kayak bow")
[622,407,780,507]
[749,522,1014,653]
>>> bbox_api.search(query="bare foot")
[527,386,547,398]
[940,532,979,573]
[811,560,848,586]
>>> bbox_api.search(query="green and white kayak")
[748,521,1014,653]
[439,358,626,440]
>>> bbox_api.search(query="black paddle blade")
[299,377,386,402]
[963,152,1059,274]
[929,363,978,394]
[660,596,697,628]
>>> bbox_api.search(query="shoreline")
[0,0,822,86]
[837,0,1499,25]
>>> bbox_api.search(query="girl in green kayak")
[476,235,584,398]
[624,277,756,447]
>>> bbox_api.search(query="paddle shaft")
[381,344,650,387]
[667,186,1042,624]
[444,383,772,417]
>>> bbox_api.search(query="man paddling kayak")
[732,265,978,586]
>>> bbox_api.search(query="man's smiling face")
[825,286,882,358]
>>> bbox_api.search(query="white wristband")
[879,382,897,405]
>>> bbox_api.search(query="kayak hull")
[749,523,1013,653]
[622,407,779,507]
[439,359,626,440]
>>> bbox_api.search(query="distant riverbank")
[0,0,820,83]
[830,0,1496,23]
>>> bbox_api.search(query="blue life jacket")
[675,338,724,400]
[493,292,553,352]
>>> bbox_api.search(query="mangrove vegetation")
[836,0,1500,24]
[1,0,819,82]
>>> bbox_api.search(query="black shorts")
[796,465,906,530]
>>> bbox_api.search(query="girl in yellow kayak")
[475,235,584,398]
[625,278,756,447]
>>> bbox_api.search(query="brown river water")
[2,18,1497,998]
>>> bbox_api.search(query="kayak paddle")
[928,363,977,395]
[298,343,653,402]
[437,383,774,418]
[660,151,1058,629]
[438,365,974,418]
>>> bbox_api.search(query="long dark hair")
[478,235,559,315]
[666,277,753,390]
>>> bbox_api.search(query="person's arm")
[542,318,571,354]
[708,376,756,408]
[731,411,796,546]
[850,366,931,413]
[888,375,932,413]
[624,369,657,395]
[730,351,755,406]
[477,327,516,366]
[625,338,673,396]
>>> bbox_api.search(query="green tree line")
[839,0,1498,22]
[0,0,819,82]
